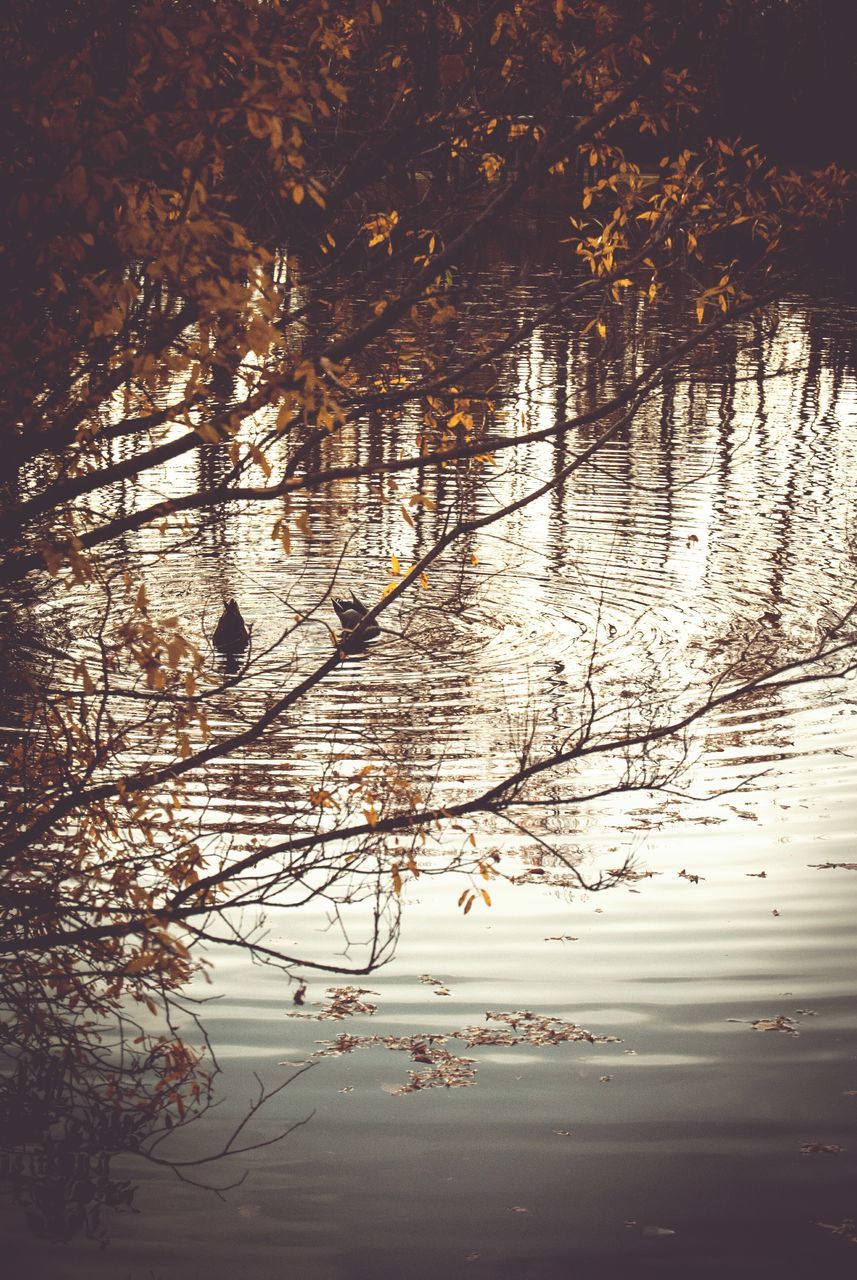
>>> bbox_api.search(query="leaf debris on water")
[394,1049,477,1094]
[455,1010,620,1049]
[625,1220,676,1237]
[420,973,452,995]
[815,1218,857,1245]
[727,1014,800,1034]
[801,1142,844,1155]
[310,1009,620,1093]
[289,985,379,1020]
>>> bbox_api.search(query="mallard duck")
[332,593,380,640]
[213,598,250,651]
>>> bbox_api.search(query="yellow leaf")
[481,889,492,907]
[401,503,416,528]
[390,553,401,576]
[596,320,607,340]
[292,184,305,205]
[371,0,382,23]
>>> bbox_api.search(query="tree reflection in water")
[0,989,312,1245]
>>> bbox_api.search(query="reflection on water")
[4,256,857,1277]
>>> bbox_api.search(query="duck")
[332,593,380,640]
[213,598,250,651]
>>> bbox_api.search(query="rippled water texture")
[6,260,857,1278]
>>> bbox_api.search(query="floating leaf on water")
[314,1032,364,1056]
[801,1142,844,1155]
[814,1219,857,1244]
[726,1014,799,1035]
[311,1009,620,1094]
[455,1010,619,1049]
[625,1221,676,1237]
[393,1049,477,1094]
[290,985,379,1021]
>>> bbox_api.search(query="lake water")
[4,249,857,1278]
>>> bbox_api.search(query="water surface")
[4,255,857,1279]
